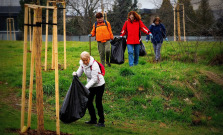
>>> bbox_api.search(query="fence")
[0,33,222,42]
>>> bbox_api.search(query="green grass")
[0,40,223,134]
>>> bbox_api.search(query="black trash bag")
[110,37,127,64]
[60,76,90,123]
[139,42,147,56]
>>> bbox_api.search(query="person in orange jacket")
[88,12,114,67]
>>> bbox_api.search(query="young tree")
[18,0,64,35]
[158,0,174,35]
[177,0,197,35]
[18,0,36,31]
[196,0,215,35]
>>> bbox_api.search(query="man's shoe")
[85,120,97,124]
[95,123,105,127]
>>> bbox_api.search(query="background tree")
[196,0,215,36]
[67,0,100,35]
[158,0,174,36]
[107,0,138,35]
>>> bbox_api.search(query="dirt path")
[200,70,223,86]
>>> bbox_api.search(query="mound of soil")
[6,128,72,135]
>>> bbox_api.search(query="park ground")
[0,40,223,135]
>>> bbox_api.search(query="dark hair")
[153,17,161,23]
[96,12,103,18]
[127,11,141,21]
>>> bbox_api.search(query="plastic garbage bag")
[110,37,127,64]
[60,76,90,123]
[139,42,147,56]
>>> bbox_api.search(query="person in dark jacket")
[120,11,152,67]
[146,17,168,62]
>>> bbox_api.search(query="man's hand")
[88,34,92,37]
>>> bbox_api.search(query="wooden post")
[27,24,35,128]
[182,4,186,42]
[29,8,32,50]
[105,11,107,21]
[7,19,8,40]
[45,1,49,71]
[177,4,181,41]
[174,4,176,41]
[63,2,66,70]
[12,19,16,41]
[21,5,28,131]
[89,17,91,55]
[9,19,12,41]
[34,7,44,134]
[101,0,104,14]
[53,7,60,135]
[52,2,56,70]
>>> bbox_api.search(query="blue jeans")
[153,43,162,60]
[127,44,140,66]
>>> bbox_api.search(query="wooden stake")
[29,8,32,50]
[52,2,56,70]
[27,24,35,128]
[105,12,107,21]
[174,4,176,41]
[63,2,66,70]
[53,7,60,135]
[12,19,16,41]
[34,7,44,134]
[100,0,104,15]
[9,19,12,41]
[45,1,49,71]
[177,4,181,41]
[7,19,8,40]
[21,5,28,131]
[89,17,91,55]
[183,4,186,42]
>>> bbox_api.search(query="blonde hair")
[80,51,90,59]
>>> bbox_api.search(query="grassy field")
[0,40,223,135]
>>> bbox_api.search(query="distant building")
[139,8,158,24]
[0,0,21,32]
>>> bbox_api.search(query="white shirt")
[76,56,105,89]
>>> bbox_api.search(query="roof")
[0,6,21,14]
[139,8,157,14]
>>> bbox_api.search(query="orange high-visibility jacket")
[90,21,114,43]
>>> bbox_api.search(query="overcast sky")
[137,0,223,10]
[137,0,176,9]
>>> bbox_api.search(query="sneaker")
[95,123,105,127]
[85,120,97,124]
